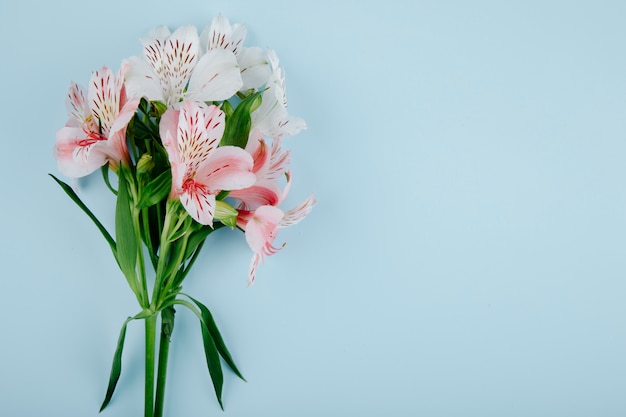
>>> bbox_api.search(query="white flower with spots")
[125,25,242,108]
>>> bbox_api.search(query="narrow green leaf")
[220,92,262,149]
[100,316,132,411]
[115,167,137,280]
[199,314,224,409]
[175,299,224,410]
[146,203,165,268]
[186,295,245,381]
[215,190,230,201]
[137,170,172,208]
[183,227,213,261]
[162,237,186,280]
[49,174,117,262]
[101,165,118,195]
[173,241,205,289]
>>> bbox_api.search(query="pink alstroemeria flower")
[125,24,242,108]
[228,129,291,210]
[160,101,256,226]
[240,195,316,285]
[55,66,139,178]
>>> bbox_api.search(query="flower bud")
[214,200,238,229]
[137,154,155,178]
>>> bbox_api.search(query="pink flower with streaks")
[54,65,139,178]
[231,130,315,283]
[160,101,256,226]
[229,129,292,210]
[240,195,316,285]
[125,24,243,108]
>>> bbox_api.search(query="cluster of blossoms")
[52,16,314,415]
[55,16,314,285]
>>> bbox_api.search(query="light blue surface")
[1,0,626,415]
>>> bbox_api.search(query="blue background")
[1,0,626,415]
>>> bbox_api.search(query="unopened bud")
[137,154,155,178]
[214,200,238,229]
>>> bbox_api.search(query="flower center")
[77,129,107,147]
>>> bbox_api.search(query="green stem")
[142,206,159,270]
[135,208,149,307]
[154,307,175,417]
[152,204,175,307]
[158,234,190,305]
[145,314,157,417]
[126,173,149,308]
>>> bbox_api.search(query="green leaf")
[182,227,213,261]
[186,295,245,381]
[137,170,172,209]
[174,299,225,410]
[101,165,118,195]
[215,190,230,201]
[199,313,224,409]
[115,167,138,281]
[161,236,186,281]
[99,310,153,412]
[220,92,262,149]
[100,316,132,411]
[49,174,117,262]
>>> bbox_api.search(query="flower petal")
[138,26,171,101]
[238,47,271,91]
[229,183,282,210]
[247,252,262,286]
[205,15,247,55]
[54,127,108,178]
[65,82,90,128]
[245,205,283,253]
[162,25,199,106]
[160,109,187,194]
[280,194,316,228]
[197,146,255,191]
[124,55,165,102]
[107,97,141,166]
[177,101,224,172]
[180,183,216,226]
[140,25,170,78]
[251,50,307,138]
[266,137,290,180]
[245,130,268,174]
[186,48,242,102]
[88,67,119,135]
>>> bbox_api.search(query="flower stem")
[145,314,157,417]
[154,307,175,417]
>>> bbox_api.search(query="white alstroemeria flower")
[251,50,306,139]
[200,15,271,91]
[124,24,243,108]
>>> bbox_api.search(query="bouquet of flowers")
[51,15,314,416]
